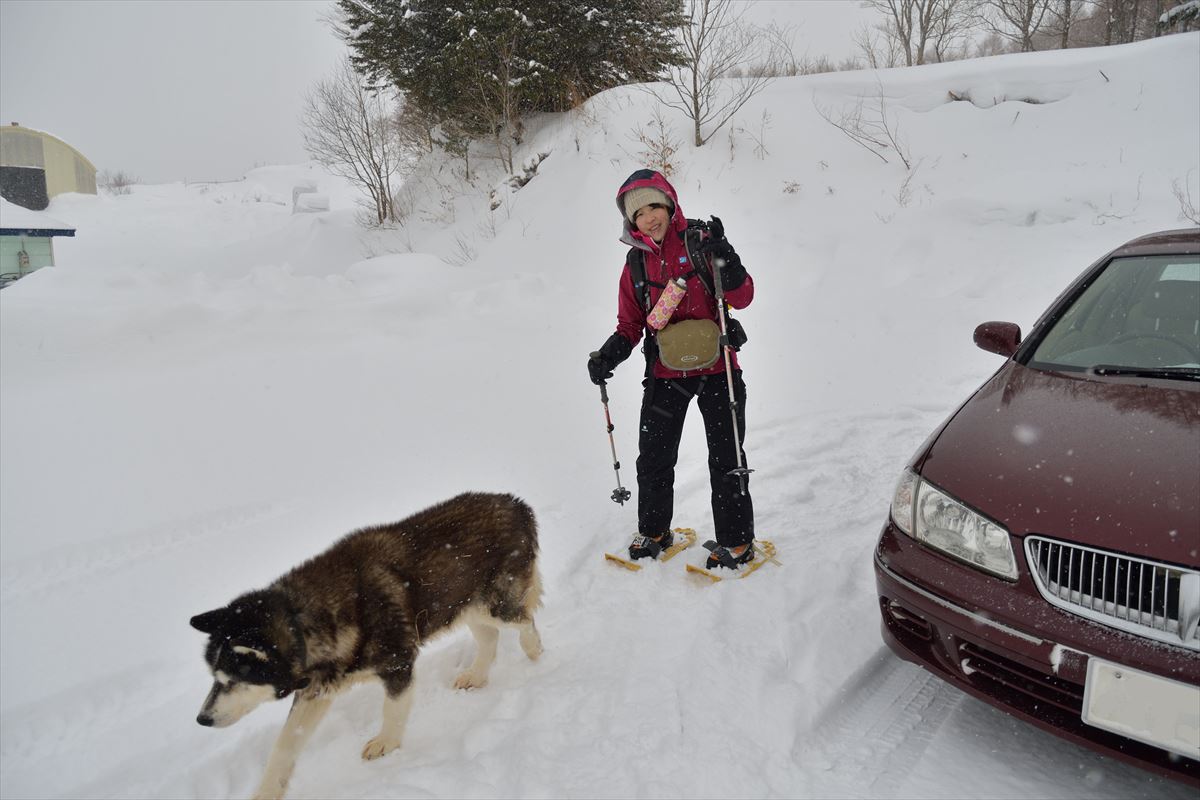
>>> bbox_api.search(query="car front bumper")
[874,520,1200,787]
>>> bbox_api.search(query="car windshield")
[1030,254,1200,377]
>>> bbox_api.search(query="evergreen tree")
[336,0,683,135]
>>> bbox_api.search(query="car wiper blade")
[1090,365,1200,381]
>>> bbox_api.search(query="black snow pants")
[636,371,754,548]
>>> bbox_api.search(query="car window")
[1030,254,1200,373]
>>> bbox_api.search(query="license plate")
[1082,658,1200,759]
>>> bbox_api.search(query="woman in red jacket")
[588,169,756,570]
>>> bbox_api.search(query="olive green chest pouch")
[654,318,722,371]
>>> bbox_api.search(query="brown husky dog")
[190,492,544,800]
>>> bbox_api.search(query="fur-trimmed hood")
[616,169,687,252]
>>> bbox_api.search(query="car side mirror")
[973,321,1022,357]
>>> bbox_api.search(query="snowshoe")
[605,527,697,571]
[629,530,673,560]
[702,540,754,570]
[686,540,780,582]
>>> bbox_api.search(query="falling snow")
[1,33,1197,800]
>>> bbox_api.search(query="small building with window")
[0,197,75,285]
[0,123,97,211]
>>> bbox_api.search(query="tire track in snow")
[800,647,962,798]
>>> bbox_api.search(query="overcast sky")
[0,1,875,185]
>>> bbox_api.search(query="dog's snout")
[196,714,215,727]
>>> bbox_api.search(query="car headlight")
[891,468,1018,580]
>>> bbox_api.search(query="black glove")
[587,354,613,385]
[702,237,747,290]
[587,333,633,385]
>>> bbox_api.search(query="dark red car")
[874,228,1200,786]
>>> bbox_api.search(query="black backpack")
[625,219,747,373]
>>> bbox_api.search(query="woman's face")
[633,203,671,243]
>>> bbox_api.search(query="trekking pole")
[706,217,754,496]
[591,361,632,506]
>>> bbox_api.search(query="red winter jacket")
[612,171,754,380]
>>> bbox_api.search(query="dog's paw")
[520,630,543,661]
[251,783,286,800]
[361,735,402,761]
[453,670,488,690]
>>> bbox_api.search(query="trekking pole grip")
[591,352,611,403]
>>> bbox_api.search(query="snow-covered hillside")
[2,34,1197,799]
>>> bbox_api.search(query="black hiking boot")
[629,530,674,561]
[703,540,754,570]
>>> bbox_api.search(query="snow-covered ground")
[2,34,1197,799]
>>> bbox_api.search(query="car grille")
[958,641,1084,714]
[1025,537,1200,650]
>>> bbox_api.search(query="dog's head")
[190,591,310,728]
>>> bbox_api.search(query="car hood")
[920,361,1200,567]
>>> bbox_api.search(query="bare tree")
[772,54,840,76]
[981,0,1054,51]
[1110,0,1171,42]
[862,0,921,65]
[654,0,792,147]
[300,58,400,225]
[973,30,1015,55]
[861,1,981,65]
[1172,170,1199,226]
[1045,0,1087,47]
[393,95,437,160]
[813,80,912,170]
[928,0,982,60]
[853,22,904,67]
[626,108,682,177]
[1062,0,1163,46]
[97,170,139,196]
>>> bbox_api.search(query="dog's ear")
[190,607,231,634]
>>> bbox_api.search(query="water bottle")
[647,277,687,330]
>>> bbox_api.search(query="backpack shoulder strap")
[626,246,660,312]
[625,247,658,373]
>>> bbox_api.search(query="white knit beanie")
[622,187,671,223]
